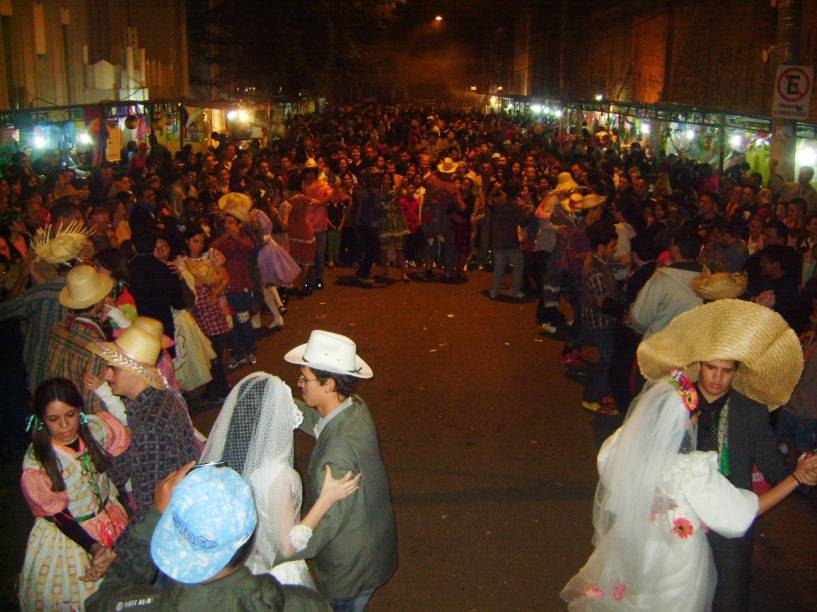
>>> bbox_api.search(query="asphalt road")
[1,267,816,610]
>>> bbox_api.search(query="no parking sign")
[772,65,814,120]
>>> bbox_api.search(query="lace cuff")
[291,405,304,429]
[289,524,313,552]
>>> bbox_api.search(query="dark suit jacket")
[699,390,789,611]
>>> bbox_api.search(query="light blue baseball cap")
[150,465,257,584]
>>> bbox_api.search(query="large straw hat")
[437,157,458,174]
[32,219,94,265]
[59,265,114,310]
[549,172,581,194]
[691,269,748,301]
[580,193,607,210]
[284,330,373,379]
[221,202,250,225]
[88,326,165,389]
[132,316,175,349]
[637,299,803,408]
[217,192,252,211]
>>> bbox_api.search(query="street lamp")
[594,93,603,101]
[434,15,443,21]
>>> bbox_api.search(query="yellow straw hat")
[691,269,748,301]
[132,316,175,350]
[88,326,165,389]
[637,299,803,409]
[59,265,114,310]
[436,157,458,174]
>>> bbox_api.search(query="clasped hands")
[793,452,817,486]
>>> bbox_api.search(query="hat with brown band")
[636,299,803,409]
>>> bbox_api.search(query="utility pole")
[770,0,801,181]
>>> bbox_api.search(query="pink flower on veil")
[583,586,605,598]
[613,581,627,600]
[672,517,694,539]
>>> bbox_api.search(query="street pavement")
[1,266,816,610]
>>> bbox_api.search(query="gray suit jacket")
[291,396,398,600]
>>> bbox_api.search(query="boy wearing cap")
[282,330,397,610]
[86,463,331,611]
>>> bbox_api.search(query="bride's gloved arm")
[289,465,361,553]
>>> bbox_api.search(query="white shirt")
[314,397,354,439]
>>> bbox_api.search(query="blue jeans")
[584,328,615,403]
[227,289,256,358]
[309,230,327,285]
[491,247,524,295]
[330,588,375,612]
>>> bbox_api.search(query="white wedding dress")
[561,430,758,611]
[201,372,315,589]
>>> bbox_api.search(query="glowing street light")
[594,93,603,101]
[470,85,477,91]
[434,15,443,21]
[496,86,503,92]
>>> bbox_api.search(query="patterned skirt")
[19,499,128,611]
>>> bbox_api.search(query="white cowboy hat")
[437,157,458,174]
[59,265,114,310]
[89,325,165,389]
[284,330,373,379]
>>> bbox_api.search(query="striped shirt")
[0,278,67,391]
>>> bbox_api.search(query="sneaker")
[541,322,557,334]
[226,356,247,370]
[247,353,257,365]
[558,351,578,366]
[582,400,620,416]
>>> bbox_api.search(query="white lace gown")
[562,431,759,611]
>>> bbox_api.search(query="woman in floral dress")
[19,377,130,611]
[561,371,810,611]
[376,174,409,281]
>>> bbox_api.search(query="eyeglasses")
[297,374,320,384]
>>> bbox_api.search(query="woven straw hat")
[89,326,165,389]
[436,157,457,174]
[691,269,748,301]
[59,265,114,310]
[549,172,581,193]
[32,220,94,265]
[217,192,252,212]
[222,201,249,225]
[132,316,175,349]
[637,299,803,408]
[580,193,607,210]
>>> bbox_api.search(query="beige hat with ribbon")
[89,324,165,389]
[217,192,253,211]
[284,330,373,379]
[549,172,581,194]
[691,269,748,301]
[637,299,803,409]
[59,265,114,310]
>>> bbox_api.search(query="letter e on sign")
[772,65,814,121]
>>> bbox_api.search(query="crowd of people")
[2,103,817,610]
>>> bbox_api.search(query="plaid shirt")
[581,253,618,331]
[46,316,108,413]
[108,387,199,523]
[0,278,67,391]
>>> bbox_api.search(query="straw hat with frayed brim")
[580,194,607,210]
[437,157,458,174]
[88,326,165,389]
[691,270,748,301]
[637,299,803,409]
[59,265,115,310]
[284,330,373,379]
[222,202,250,225]
[549,172,584,194]
[217,192,253,211]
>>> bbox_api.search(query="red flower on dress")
[672,517,694,539]
[613,581,627,601]
[583,586,605,598]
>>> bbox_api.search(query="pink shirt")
[304,181,334,232]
